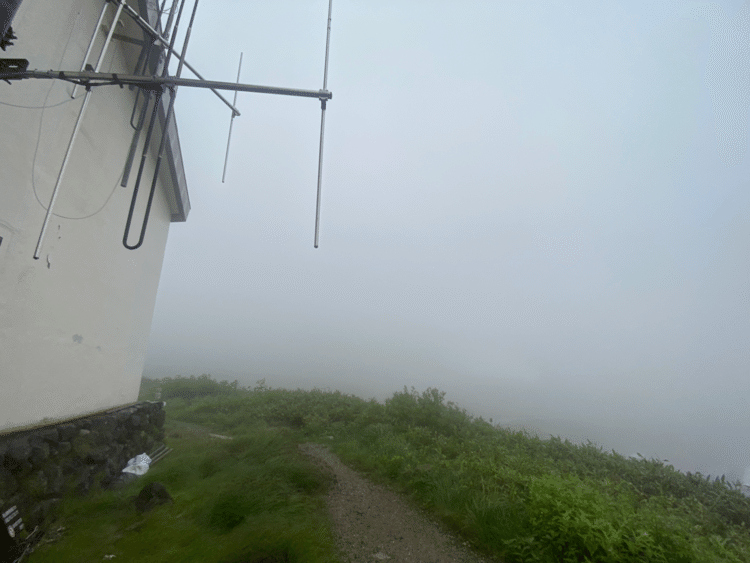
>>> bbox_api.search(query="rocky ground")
[299,443,499,563]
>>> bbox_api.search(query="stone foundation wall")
[0,402,165,531]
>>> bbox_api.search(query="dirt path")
[299,443,498,563]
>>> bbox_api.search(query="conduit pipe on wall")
[33,1,125,260]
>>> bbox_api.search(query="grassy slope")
[30,376,750,563]
[29,414,337,562]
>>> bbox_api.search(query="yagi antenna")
[0,0,334,258]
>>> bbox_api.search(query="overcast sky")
[144,0,750,481]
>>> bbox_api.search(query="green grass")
[29,418,337,563]
[29,375,750,563]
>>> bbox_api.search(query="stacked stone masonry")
[0,402,165,531]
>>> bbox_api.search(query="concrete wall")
[0,0,186,431]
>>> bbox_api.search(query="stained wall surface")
[0,0,188,432]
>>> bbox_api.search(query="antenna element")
[314,0,333,249]
[222,52,243,183]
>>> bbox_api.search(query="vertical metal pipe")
[314,0,333,249]
[122,90,151,186]
[322,0,333,92]
[313,107,327,249]
[71,0,109,99]
[124,31,163,185]
[161,0,178,39]
[33,1,125,260]
[222,52,243,183]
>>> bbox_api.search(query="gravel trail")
[299,443,498,563]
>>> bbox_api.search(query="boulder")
[134,482,173,513]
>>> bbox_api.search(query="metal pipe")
[129,37,150,85]
[124,23,169,185]
[71,0,109,99]
[314,107,327,249]
[322,0,333,92]
[129,87,143,127]
[314,0,333,249]
[33,1,125,260]
[124,0,199,250]
[123,0,188,249]
[161,0,178,39]
[222,52,242,183]
[122,89,151,186]
[111,0,240,116]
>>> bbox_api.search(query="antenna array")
[0,0,334,257]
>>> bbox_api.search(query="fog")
[145,1,750,482]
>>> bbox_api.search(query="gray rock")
[7,437,31,463]
[89,416,115,434]
[57,423,78,441]
[53,441,72,456]
[39,427,60,443]
[71,431,94,458]
[30,442,50,468]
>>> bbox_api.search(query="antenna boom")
[1,69,332,100]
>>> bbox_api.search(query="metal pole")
[161,0,178,39]
[33,1,125,260]
[222,52,242,183]
[111,0,240,116]
[121,89,151,186]
[72,0,109,98]
[123,22,168,186]
[314,0,333,249]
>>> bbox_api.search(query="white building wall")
[0,0,185,431]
